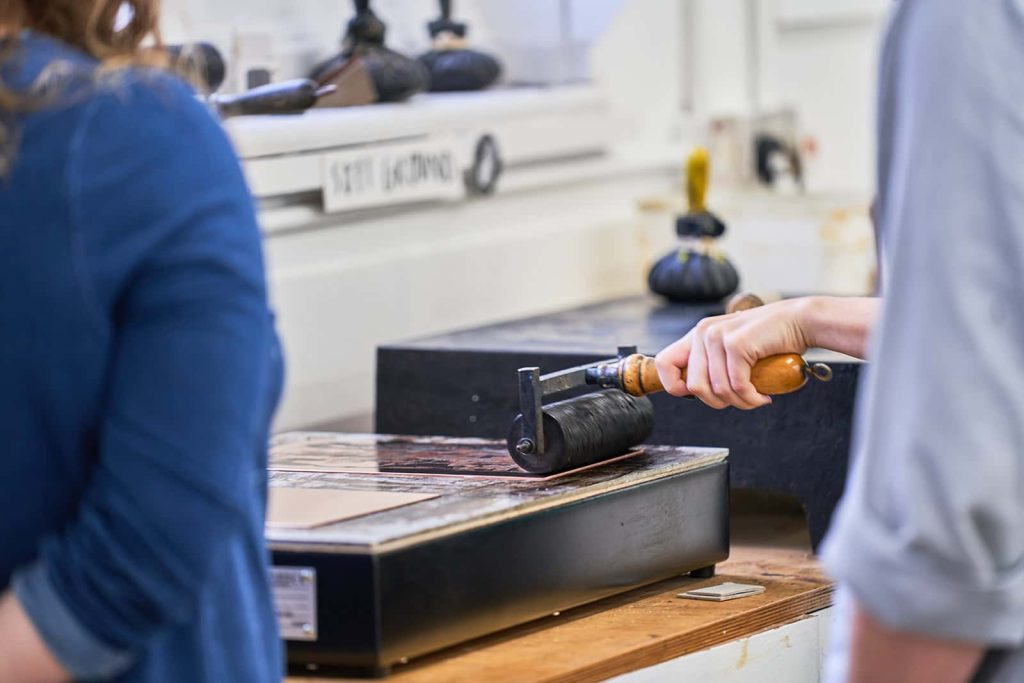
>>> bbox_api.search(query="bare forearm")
[847,601,984,683]
[0,591,68,683]
[798,296,880,360]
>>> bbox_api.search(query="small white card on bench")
[677,582,766,602]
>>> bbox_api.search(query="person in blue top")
[0,2,284,682]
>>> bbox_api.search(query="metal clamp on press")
[508,346,832,475]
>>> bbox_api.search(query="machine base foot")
[688,564,716,579]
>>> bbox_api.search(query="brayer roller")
[507,346,832,474]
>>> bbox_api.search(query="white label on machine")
[272,566,318,641]
[321,136,464,213]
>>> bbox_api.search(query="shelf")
[225,85,616,203]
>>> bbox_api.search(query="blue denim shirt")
[1,34,284,681]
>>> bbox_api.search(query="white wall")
[691,0,752,117]
[762,0,888,195]
[589,0,686,152]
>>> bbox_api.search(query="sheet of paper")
[267,487,438,530]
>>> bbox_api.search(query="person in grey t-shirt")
[655,1,1024,681]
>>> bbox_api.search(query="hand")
[655,298,813,410]
[0,591,69,683]
[846,600,983,683]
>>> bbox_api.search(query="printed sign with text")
[322,136,464,213]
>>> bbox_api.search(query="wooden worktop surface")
[287,515,830,683]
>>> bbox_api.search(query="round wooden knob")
[726,292,766,314]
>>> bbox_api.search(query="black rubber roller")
[507,390,655,474]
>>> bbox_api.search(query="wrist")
[790,296,827,350]
[0,590,68,683]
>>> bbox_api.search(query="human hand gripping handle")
[652,296,835,410]
[603,351,829,401]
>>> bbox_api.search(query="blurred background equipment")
[167,41,227,94]
[311,57,378,108]
[756,132,804,191]
[648,148,741,303]
[166,41,335,117]
[418,0,502,92]
[229,30,277,92]
[212,79,337,118]
[310,0,429,102]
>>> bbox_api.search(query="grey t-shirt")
[822,0,1024,680]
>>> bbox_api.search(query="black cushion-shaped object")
[428,18,467,39]
[676,211,726,239]
[361,45,431,101]
[419,48,501,91]
[648,248,740,303]
[312,45,430,102]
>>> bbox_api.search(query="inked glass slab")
[269,433,642,480]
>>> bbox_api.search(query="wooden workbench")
[288,515,832,683]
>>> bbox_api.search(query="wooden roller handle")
[726,290,784,315]
[726,292,766,314]
[618,353,812,398]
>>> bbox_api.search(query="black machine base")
[267,434,729,674]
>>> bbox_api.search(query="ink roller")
[164,44,334,117]
[211,80,337,118]
[508,346,832,474]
